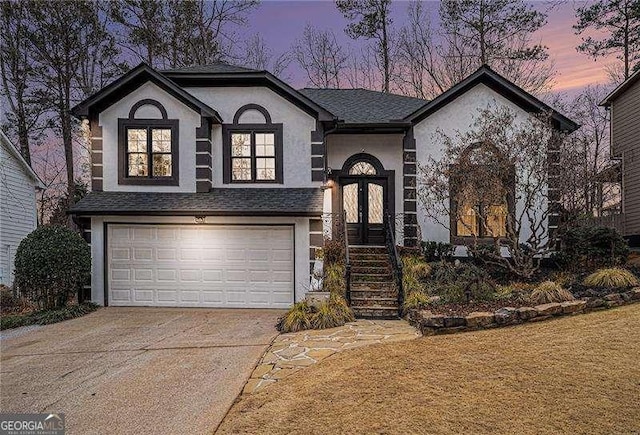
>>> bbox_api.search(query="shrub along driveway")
[0,307,282,434]
[218,304,640,434]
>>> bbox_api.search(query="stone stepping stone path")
[243,319,419,394]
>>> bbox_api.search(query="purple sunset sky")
[242,0,615,94]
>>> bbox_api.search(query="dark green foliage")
[429,261,496,303]
[554,225,629,270]
[0,303,99,330]
[323,238,345,266]
[14,226,91,309]
[421,241,455,262]
[574,0,640,79]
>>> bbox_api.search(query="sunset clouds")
[245,1,619,92]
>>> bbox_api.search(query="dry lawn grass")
[218,304,640,435]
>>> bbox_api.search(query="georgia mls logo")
[0,413,65,435]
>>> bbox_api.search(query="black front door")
[342,177,386,245]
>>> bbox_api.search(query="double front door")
[342,177,387,245]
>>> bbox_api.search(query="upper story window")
[223,104,283,184]
[451,142,514,242]
[118,99,179,186]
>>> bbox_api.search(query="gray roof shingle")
[298,88,428,124]
[162,62,260,74]
[69,188,324,216]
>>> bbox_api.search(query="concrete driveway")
[0,307,283,434]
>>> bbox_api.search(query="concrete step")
[351,272,393,282]
[350,288,398,299]
[350,281,395,290]
[351,297,398,308]
[352,305,400,319]
[349,259,391,268]
[350,265,392,275]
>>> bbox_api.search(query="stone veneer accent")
[309,218,323,273]
[196,116,213,192]
[90,117,103,192]
[403,128,418,247]
[407,287,640,335]
[310,123,324,182]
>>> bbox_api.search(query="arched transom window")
[349,161,377,175]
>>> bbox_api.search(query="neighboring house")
[69,62,577,312]
[0,131,44,286]
[599,69,640,246]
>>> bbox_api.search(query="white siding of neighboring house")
[99,82,202,192]
[185,86,319,188]
[0,139,39,286]
[413,83,546,252]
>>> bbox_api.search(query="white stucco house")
[69,62,577,317]
[0,131,44,286]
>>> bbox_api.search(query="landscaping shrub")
[428,261,496,303]
[555,225,629,270]
[277,296,354,333]
[312,295,354,329]
[323,263,346,297]
[14,226,91,309]
[401,256,431,295]
[583,268,639,289]
[421,241,455,262]
[0,303,99,330]
[323,238,345,266]
[530,281,574,304]
[402,291,430,313]
[277,301,313,332]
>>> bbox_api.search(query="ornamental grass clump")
[312,295,354,329]
[402,291,430,314]
[277,296,354,333]
[323,263,346,297]
[530,281,574,305]
[277,301,313,332]
[583,268,639,289]
[401,256,431,295]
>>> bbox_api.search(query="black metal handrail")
[343,210,352,304]
[385,213,403,316]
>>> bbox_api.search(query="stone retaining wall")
[407,288,640,335]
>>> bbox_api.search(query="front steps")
[348,246,400,319]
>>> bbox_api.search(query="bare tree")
[239,33,290,77]
[336,0,393,92]
[110,0,259,69]
[417,107,567,278]
[438,0,554,94]
[0,1,46,164]
[25,0,122,201]
[574,0,640,80]
[292,25,348,88]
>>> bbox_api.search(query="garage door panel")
[108,224,294,308]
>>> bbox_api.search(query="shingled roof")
[298,88,428,124]
[162,62,260,74]
[69,188,324,216]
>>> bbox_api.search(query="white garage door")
[107,224,294,308]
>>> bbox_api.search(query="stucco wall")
[90,215,310,305]
[186,86,319,188]
[413,83,546,250]
[326,133,405,223]
[99,82,201,192]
